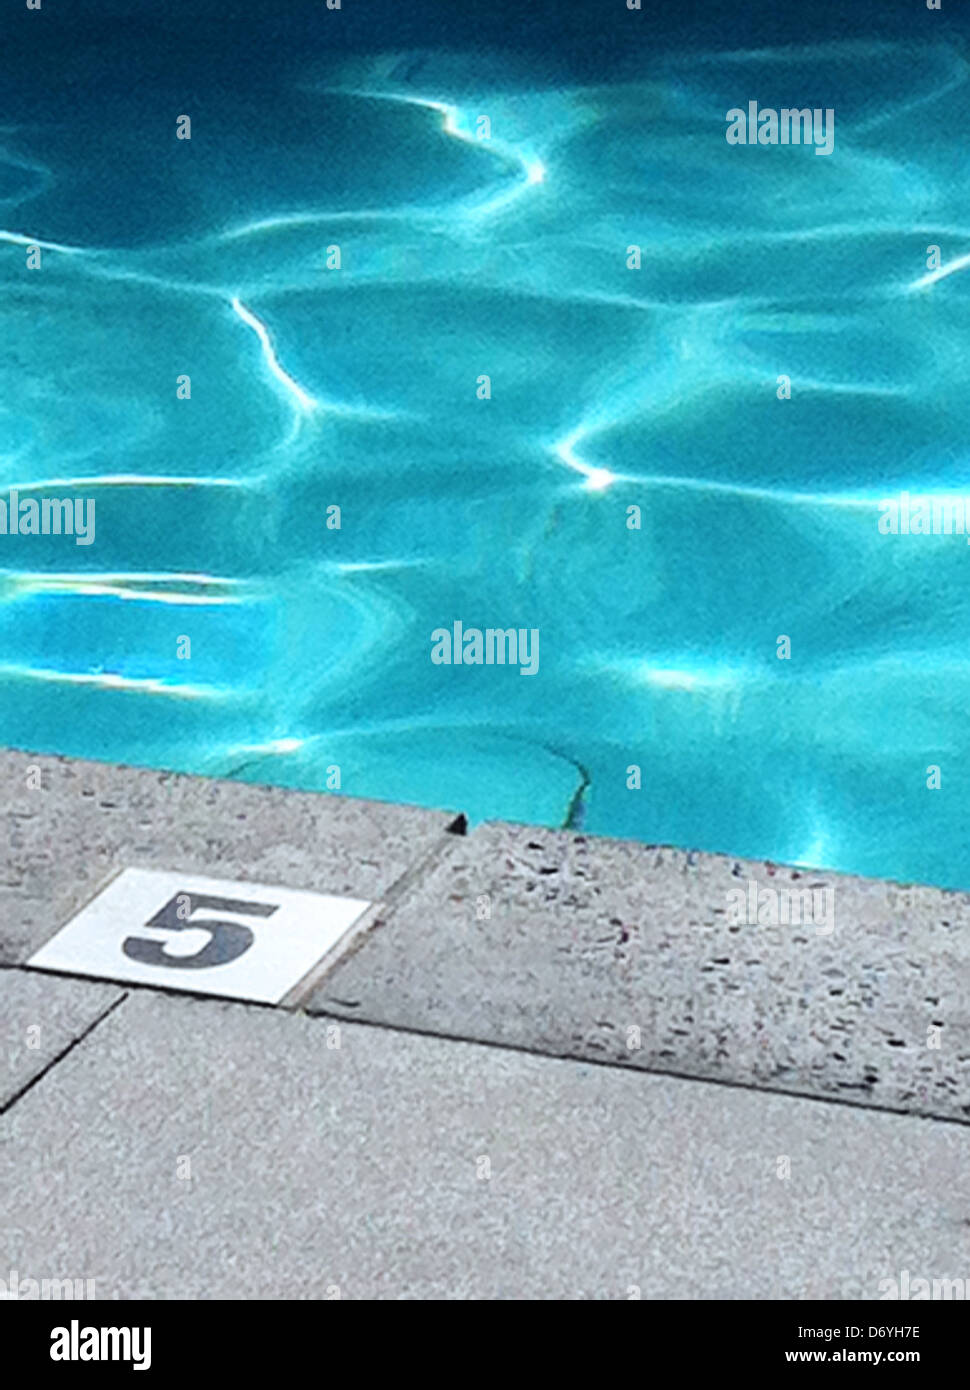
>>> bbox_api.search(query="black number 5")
[122,891,278,969]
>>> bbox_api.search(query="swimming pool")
[3,1,970,891]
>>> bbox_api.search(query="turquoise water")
[4,5,970,889]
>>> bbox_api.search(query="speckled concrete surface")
[7,748,970,1128]
[310,821,970,1124]
[0,968,124,1109]
[2,991,967,1300]
[0,748,463,966]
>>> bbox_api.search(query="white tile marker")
[27,869,372,1004]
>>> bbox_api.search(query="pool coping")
[3,745,969,1124]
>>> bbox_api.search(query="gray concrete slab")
[0,749,462,966]
[1,991,968,1299]
[309,821,970,1124]
[0,968,123,1109]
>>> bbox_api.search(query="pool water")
[3,0,970,890]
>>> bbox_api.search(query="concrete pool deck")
[2,748,969,1298]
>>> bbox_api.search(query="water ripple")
[4,32,970,890]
